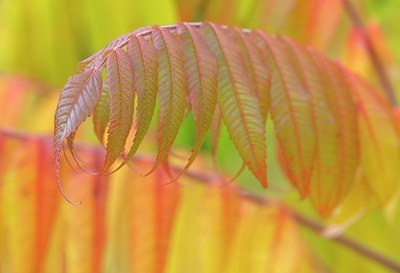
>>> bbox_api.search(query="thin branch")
[342,0,398,106]
[1,126,400,272]
[0,127,49,142]
[293,212,400,273]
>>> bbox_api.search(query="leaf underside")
[54,68,102,203]
[101,48,136,173]
[54,22,400,216]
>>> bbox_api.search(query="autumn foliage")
[2,0,400,272]
[55,22,400,217]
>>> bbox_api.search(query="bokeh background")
[0,0,400,272]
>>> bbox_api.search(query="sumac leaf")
[101,48,135,173]
[199,22,267,187]
[144,26,187,175]
[54,68,102,203]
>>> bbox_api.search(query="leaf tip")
[56,164,82,206]
[55,141,82,206]
[256,170,268,188]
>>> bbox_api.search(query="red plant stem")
[88,11,398,107]
[342,0,398,106]
[95,22,250,69]
[1,126,400,272]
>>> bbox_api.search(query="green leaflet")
[54,68,102,203]
[144,26,187,175]
[93,87,110,145]
[101,48,135,173]
[199,22,267,187]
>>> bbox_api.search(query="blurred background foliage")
[0,0,400,272]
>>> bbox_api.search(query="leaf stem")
[342,0,398,106]
[1,126,400,272]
